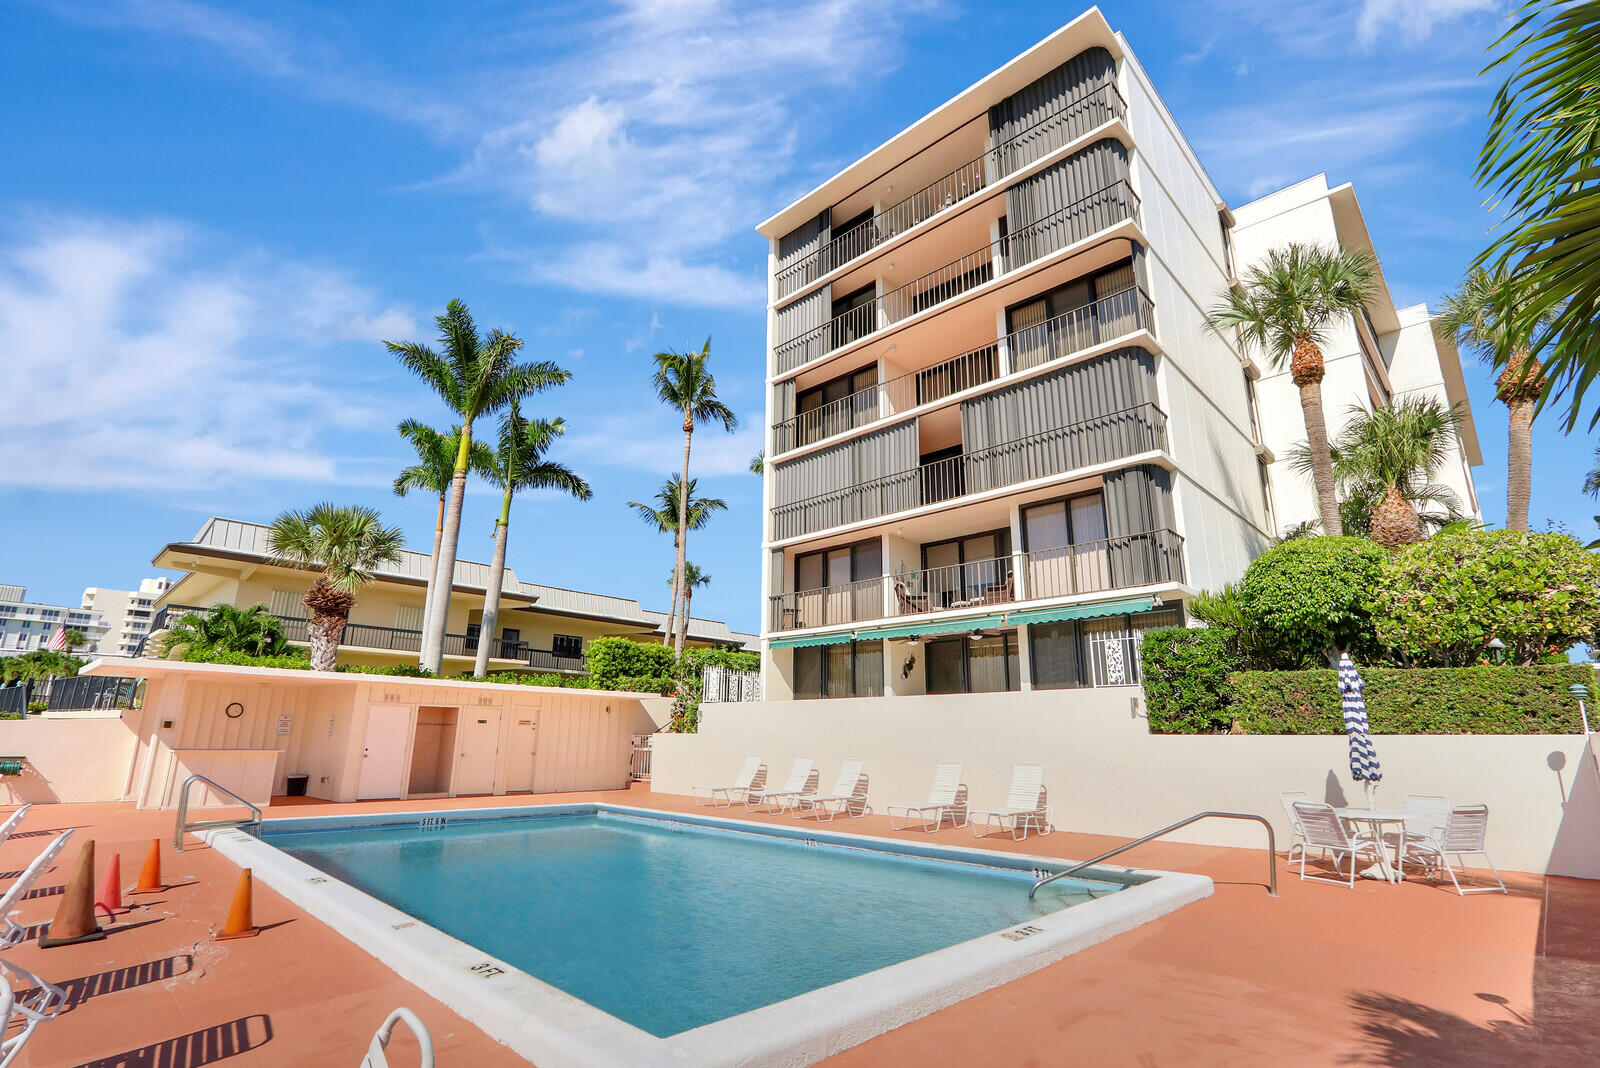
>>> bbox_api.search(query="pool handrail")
[1028,811,1278,900]
[173,774,263,852]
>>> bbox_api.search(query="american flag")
[47,625,68,651]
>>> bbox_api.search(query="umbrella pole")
[1365,780,1376,811]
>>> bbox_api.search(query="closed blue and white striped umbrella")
[1338,653,1382,802]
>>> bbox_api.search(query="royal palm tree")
[628,475,727,646]
[393,420,496,644]
[749,451,764,475]
[266,504,405,671]
[669,562,711,642]
[1477,1,1597,431]
[1437,267,1561,531]
[388,301,570,671]
[472,402,592,676]
[651,338,737,655]
[1290,398,1464,548]
[159,603,291,658]
[1207,243,1381,535]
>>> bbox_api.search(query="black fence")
[0,688,26,716]
[44,675,142,711]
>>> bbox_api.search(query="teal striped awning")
[852,613,1008,642]
[768,630,856,649]
[1002,595,1157,628]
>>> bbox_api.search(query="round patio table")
[1332,807,1408,883]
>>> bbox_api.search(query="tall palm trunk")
[422,428,474,672]
[473,491,513,677]
[662,531,680,647]
[1291,335,1343,536]
[673,412,693,658]
[303,578,354,672]
[419,494,445,647]
[1499,350,1543,533]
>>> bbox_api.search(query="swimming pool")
[212,805,1211,1066]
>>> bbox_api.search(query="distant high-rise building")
[81,578,174,658]
[0,585,109,656]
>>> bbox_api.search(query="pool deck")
[2,787,1596,1067]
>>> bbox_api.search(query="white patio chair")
[970,762,1052,840]
[692,757,766,808]
[1278,791,1312,872]
[1292,802,1386,889]
[1405,804,1508,895]
[1398,794,1451,872]
[792,760,869,820]
[747,757,818,812]
[0,955,65,1067]
[0,829,73,948]
[0,806,30,850]
[888,762,969,831]
[360,1007,434,1068]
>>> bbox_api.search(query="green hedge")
[1140,626,1244,734]
[1190,664,1592,735]
[584,637,676,689]
[180,649,312,670]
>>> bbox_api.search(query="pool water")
[266,810,1117,1037]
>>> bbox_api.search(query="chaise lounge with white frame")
[0,956,66,1068]
[970,762,1052,840]
[1403,803,1508,895]
[888,761,969,831]
[0,806,31,851]
[1292,801,1387,889]
[692,756,766,808]
[0,829,74,949]
[791,759,869,820]
[747,757,818,812]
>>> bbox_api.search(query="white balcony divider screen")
[958,348,1159,494]
[986,47,1118,179]
[773,287,830,374]
[268,588,299,619]
[1003,138,1134,268]
[771,421,918,540]
[1101,465,1181,586]
[775,210,831,297]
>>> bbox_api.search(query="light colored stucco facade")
[81,577,172,658]
[0,584,108,657]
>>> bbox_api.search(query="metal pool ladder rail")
[173,774,264,852]
[1029,811,1278,900]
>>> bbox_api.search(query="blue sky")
[1,0,1592,634]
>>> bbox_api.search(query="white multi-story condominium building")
[753,10,1479,702]
[0,585,109,657]
[81,577,174,658]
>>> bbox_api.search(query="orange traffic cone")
[128,839,167,895]
[215,868,259,940]
[40,840,107,948]
[95,852,126,918]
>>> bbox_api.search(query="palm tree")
[651,338,738,656]
[1207,243,1381,536]
[472,402,592,676]
[669,562,711,641]
[158,603,291,658]
[1477,1,1597,431]
[1289,398,1465,549]
[749,451,764,475]
[61,629,86,655]
[388,300,570,671]
[266,504,405,671]
[628,475,727,646]
[393,420,496,643]
[1437,267,1559,531]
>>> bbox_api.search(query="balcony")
[771,402,1168,541]
[140,604,586,672]
[771,285,1154,455]
[773,81,1127,301]
[767,576,885,633]
[773,179,1141,376]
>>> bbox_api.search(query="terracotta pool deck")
[2,787,1596,1066]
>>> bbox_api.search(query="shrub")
[1221,664,1592,734]
[25,701,46,714]
[1240,536,1389,665]
[1368,529,1600,666]
[1140,626,1245,733]
[179,648,311,670]
[609,675,675,696]
[0,711,23,720]
[584,637,676,689]
[337,663,437,677]
[469,671,595,689]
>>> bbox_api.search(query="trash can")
[285,773,309,797]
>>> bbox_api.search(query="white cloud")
[516,244,765,310]
[1356,0,1499,47]
[566,413,764,477]
[0,216,414,492]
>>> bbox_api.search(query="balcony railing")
[1019,529,1186,600]
[141,604,585,672]
[768,576,885,633]
[771,402,1167,541]
[890,554,1016,617]
[771,285,1154,455]
[773,81,1128,300]
[774,179,1140,375]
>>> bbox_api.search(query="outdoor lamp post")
[1569,683,1591,735]
[1486,637,1506,664]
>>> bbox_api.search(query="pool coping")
[206,803,1213,1067]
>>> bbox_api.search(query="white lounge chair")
[970,762,1051,840]
[747,757,817,812]
[1292,801,1385,889]
[0,829,73,948]
[692,757,766,807]
[1278,790,1312,872]
[0,806,30,850]
[1405,804,1508,895]
[0,957,65,1068]
[792,760,869,820]
[361,1007,435,1068]
[888,762,969,831]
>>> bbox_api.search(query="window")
[926,632,1020,694]
[831,284,877,348]
[1243,370,1261,442]
[1022,492,1111,599]
[918,529,1013,609]
[795,365,878,446]
[1258,461,1276,533]
[1004,259,1138,371]
[552,634,582,659]
[1028,606,1183,690]
[790,539,882,629]
[794,640,883,699]
[1220,211,1236,279]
